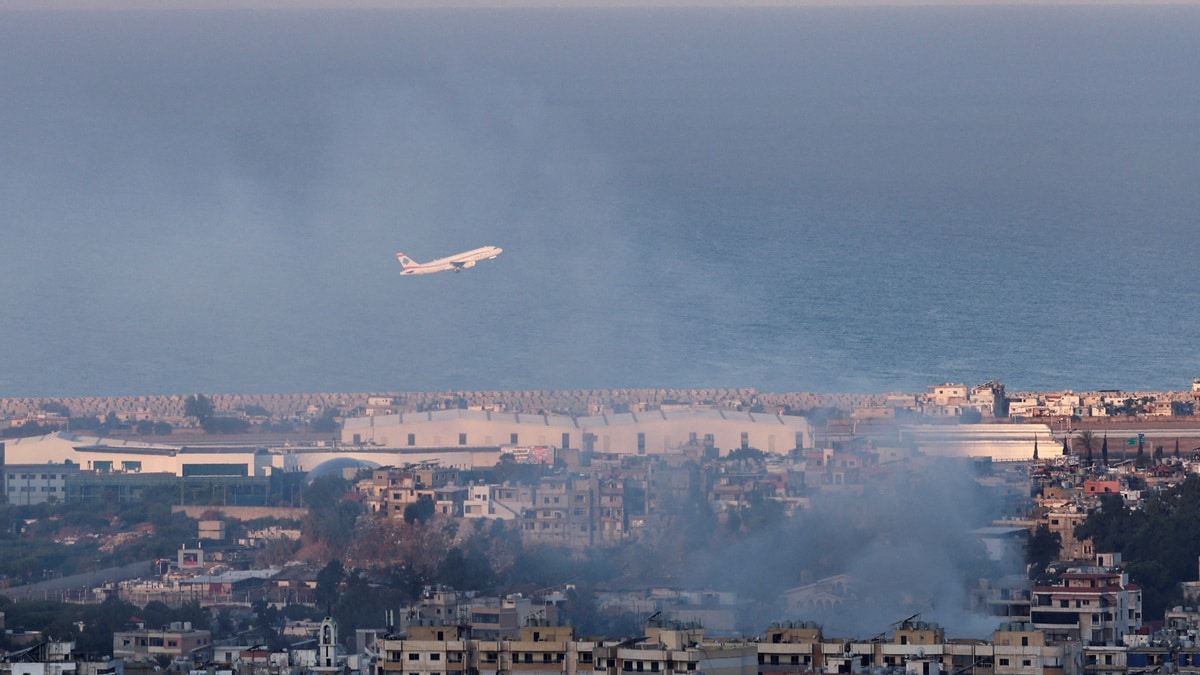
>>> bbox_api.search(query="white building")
[342,408,811,458]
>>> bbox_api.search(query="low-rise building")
[112,622,213,663]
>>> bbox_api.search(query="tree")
[311,409,340,434]
[436,547,494,591]
[1075,430,1098,466]
[1026,524,1061,580]
[315,559,345,608]
[39,401,70,417]
[185,394,215,423]
[201,416,251,434]
[403,496,436,525]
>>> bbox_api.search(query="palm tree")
[1075,430,1099,467]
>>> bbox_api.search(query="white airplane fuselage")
[396,246,503,275]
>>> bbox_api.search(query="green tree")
[1075,430,1098,466]
[310,410,340,434]
[1074,477,1200,617]
[185,394,215,423]
[39,401,71,417]
[436,547,495,591]
[403,496,436,525]
[315,559,345,608]
[1026,524,1061,581]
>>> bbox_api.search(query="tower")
[317,614,339,672]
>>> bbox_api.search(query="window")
[1023,661,1032,667]
[459,433,467,445]
[408,433,416,446]
[1021,637,1029,646]
[511,433,519,444]
[999,659,1009,666]
[740,432,749,450]
[431,653,441,661]
[637,432,646,454]
[408,654,419,661]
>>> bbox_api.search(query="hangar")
[340,407,812,457]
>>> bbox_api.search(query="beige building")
[342,409,811,457]
[112,622,212,663]
[1031,569,1142,644]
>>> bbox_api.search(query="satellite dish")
[917,648,926,658]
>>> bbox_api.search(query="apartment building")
[521,475,595,549]
[359,467,461,517]
[111,622,213,663]
[593,624,757,675]
[1031,569,1142,644]
[378,624,592,675]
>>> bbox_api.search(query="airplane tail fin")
[396,252,420,270]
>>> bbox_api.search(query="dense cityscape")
[5,382,1200,675]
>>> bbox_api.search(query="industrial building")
[341,408,813,457]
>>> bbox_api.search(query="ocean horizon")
[2,6,1198,398]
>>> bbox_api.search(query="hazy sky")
[4,3,1198,396]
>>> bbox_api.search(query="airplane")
[395,245,503,275]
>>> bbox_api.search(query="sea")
[2,6,1199,398]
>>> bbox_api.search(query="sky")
[4,0,1198,397]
